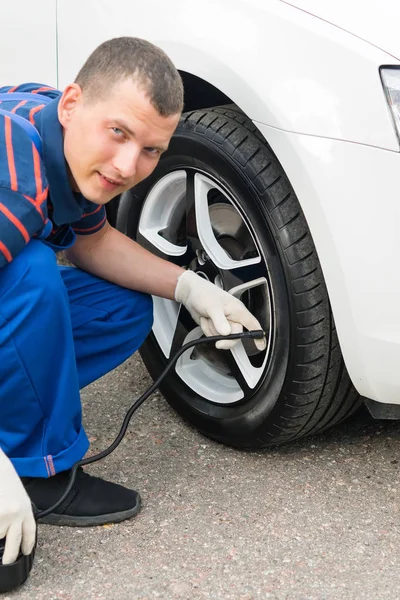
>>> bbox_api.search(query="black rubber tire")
[117,106,361,448]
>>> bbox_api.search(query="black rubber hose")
[35,330,265,519]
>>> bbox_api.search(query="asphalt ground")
[6,353,400,600]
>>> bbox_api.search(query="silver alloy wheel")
[137,169,274,404]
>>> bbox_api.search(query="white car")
[3,0,400,447]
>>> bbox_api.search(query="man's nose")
[114,145,140,180]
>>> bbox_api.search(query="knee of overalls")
[112,286,154,348]
[126,288,154,326]
[59,261,155,357]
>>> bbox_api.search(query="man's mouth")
[98,172,125,190]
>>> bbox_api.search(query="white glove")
[175,270,266,350]
[0,448,36,565]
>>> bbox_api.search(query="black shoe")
[22,468,141,527]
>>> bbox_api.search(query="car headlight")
[381,67,400,142]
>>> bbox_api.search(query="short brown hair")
[75,37,184,116]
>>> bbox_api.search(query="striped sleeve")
[0,188,49,267]
[71,203,107,235]
[0,115,49,268]
[0,83,60,100]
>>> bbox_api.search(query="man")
[0,37,265,565]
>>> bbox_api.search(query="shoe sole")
[37,496,141,527]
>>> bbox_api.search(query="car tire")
[116,106,361,448]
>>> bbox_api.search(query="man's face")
[58,78,180,204]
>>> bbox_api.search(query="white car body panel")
[57,0,399,150]
[2,0,400,404]
[0,0,57,87]
[282,0,400,62]
[257,122,400,403]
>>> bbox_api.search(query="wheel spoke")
[193,174,261,271]
[229,277,272,342]
[229,343,265,390]
[185,170,203,256]
[225,261,270,288]
[153,297,200,359]
[137,170,190,261]
[152,297,180,358]
[223,352,253,396]
[170,305,196,357]
[175,328,245,403]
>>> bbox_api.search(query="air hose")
[0,330,265,592]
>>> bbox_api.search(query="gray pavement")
[6,354,400,600]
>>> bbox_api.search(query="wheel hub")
[190,256,220,286]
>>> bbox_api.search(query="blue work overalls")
[0,85,153,478]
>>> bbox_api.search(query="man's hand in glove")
[0,448,36,564]
[175,270,266,350]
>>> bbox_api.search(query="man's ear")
[58,83,83,128]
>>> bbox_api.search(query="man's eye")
[145,147,161,156]
[111,127,124,136]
